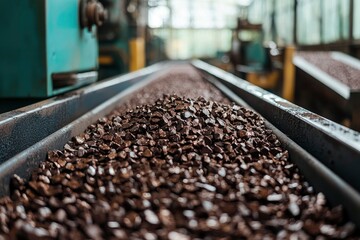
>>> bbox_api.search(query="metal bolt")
[80,0,108,31]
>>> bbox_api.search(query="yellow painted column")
[282,46,296,102]
[247,71,279,89]
[129,38,145,72]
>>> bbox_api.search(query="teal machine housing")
[0,0,101,98]
[98,0,130,79]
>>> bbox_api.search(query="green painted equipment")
[0,0,107,98]
[98,0,130,78]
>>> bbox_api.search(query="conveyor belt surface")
[297,51,360,90]
[0,62,360,238]
[293,51,360,131]
[115,65,230,112]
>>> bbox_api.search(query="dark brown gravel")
[297,52,360,90]
[0,67,358,239]
[0,94,358,239]
[116,65,230,112]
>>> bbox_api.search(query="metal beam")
[293,0,297,44]
[193,60,360,193]
[0,62,167,162]
[349,0,354,41]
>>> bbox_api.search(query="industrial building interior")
[0,0,360,239]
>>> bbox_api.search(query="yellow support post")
[247,71,279,89]
[98,55,114,65]
[129,38,145,72]
[282,46,296,102]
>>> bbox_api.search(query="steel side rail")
[192,60,360,192]
[201,72,360,227]
[0,62,168,162]
[0,68,174,196]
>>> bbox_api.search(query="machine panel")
[0,0,99,98]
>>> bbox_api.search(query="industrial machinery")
[294,51,360,131]
[98,0,147,79]
[230,19,269,72]
[1,0,359,235]
[0,0,107,98]
[230,19,282,91]
[98,0,130,78]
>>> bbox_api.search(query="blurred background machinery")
[97,0,150,79]
[97,0,166,79]
[97,0,131,78]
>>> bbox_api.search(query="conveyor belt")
[296,51,360,91]
[193,61,360,226]
[0,61,360,230]
[293,51,360,130]
[194,60,360,190]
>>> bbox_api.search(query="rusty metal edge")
[199,70,360,228]
[192,60,360,193]
[0,62,169,162]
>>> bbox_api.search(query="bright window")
[148,0,239,59]
[297,0,321,45]
[354,0,360,39]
